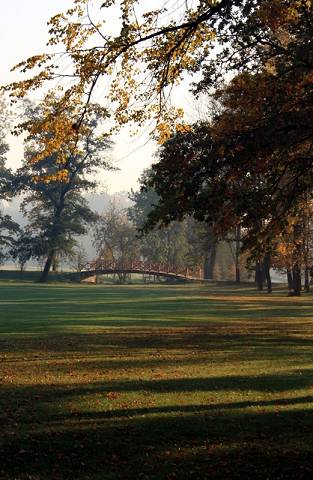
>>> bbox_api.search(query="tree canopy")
[136,0,313,246]
[2,0,313,291]
[6,1,312,144]
[11,99,113,281]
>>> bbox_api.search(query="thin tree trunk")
[202,225,218,280]
[235,224,241,283]
[52,258,58,272]
[118,272,127,283]
[235,263,241,283]
[290,223,302,296]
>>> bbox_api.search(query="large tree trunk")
[263,254,272,293]
[235,224,241,283]
[287,269,293,291]
[304,267,310,293]
[39,195,65,284]
[255,260,264,291]
[39,250,55,283]
[303,202,310,293]
[289,223,303,296]
[291,263,302,296]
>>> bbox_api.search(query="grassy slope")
[0,282,313,479]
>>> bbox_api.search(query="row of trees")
[1,1,312,293]
[0,123,246,285]
[0,89,312,291]
[93,197,233,283]
[1,145,313,291]
[135,1,313,296]
[0,96,248,284]
[142,123,313,295]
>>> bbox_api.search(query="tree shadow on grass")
[1,374,313,479]
[2,369,313,405]
[48,393,313,421]
[2,324,313,371]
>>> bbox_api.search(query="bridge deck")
[79,261,203,281]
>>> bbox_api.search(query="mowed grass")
[0,282,313,480]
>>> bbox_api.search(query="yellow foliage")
[3,0,312,191]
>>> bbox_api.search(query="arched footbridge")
[79,259,203,281]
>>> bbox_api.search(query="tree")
[6,0,232,144]
[138,121,279,291]
[139,39,312,293]
[129,171,208,277]
[13,98,113,282]
[129,173,186,271]
[226,225,242,284]
[93,201,140,282]
[9,230,41,272]
[4,1,313,265]
[0,213,20,265]
[0,96,20,264]
[6,1,312,149]
[20,190,97,279]
[185,219,219,280]
[272,199,313,295]
[68,242,88,273]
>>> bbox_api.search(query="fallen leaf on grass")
[107,392,119,400]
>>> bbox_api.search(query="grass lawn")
[0,282,313,479]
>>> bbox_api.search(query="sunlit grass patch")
[0,282,313,479]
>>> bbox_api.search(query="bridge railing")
[83,259,203,279]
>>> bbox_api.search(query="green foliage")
[0,212,20,264]
[21,191,96,256]
[12,100,113,280]
[0,96,20,263]
[9,229,38,271]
